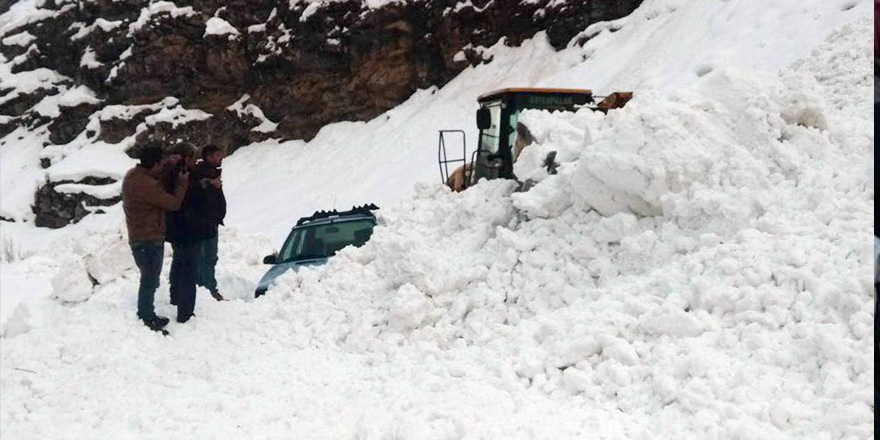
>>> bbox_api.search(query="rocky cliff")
[0,0,641,227]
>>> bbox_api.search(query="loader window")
[507,110,520,153]
[478,101,502,154]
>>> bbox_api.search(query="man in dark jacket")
[163,143,200,323]
[190,145,227,301]
[122,145,188,331]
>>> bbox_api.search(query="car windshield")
[277,219,375,263]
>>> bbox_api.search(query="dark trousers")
[196,235,219,293]
[169,240,198,321]
[130,240,164,321]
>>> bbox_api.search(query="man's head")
[201,145,225,166]
[138,145,165,175]
[171,143,197,168]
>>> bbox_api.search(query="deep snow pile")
[230,20,874,438]
[1,0,875,438]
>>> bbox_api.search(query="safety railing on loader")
[438,130,467,187]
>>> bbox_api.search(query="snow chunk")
[51,255,94,303]
[85,239,133,284]
[639,308,705,338]
[204,17,240,38]
[388,283,433,332]
[2,302,36,337]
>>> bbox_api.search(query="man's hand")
[178,168,189,182]
[209,178,222,189]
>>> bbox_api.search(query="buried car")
[254,204,379,297]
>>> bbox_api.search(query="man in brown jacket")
[122,146,189,332]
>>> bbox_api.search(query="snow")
[71,18,123,41]
[1,31,35,47]
[79,46,103,69]
[0,126,48,221]
[0,0,875,438]
[143,104,212,128]
[32,85,102,118]
[54,182,123,200]
[127,1,197,37]
[204,17,239,38]
[226,95,279,133]
[0,0,56,36]
[44,140,136,183]
[0,56,70,107]
[247,23,266,33]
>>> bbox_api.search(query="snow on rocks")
[226,94,279,133]
[143,104,212,128]
[0,0,57,36]
[1,31,35,47]
[31,85,102,118]
[127,1,197,37]
[79,46,103,69]
[204,17,240,39]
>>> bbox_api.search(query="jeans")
[197,236,219,293]
[130,240,164,321]
[169,240,198,321]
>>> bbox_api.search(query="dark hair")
[171,143,196,157]
[138,146,164,168]
[201,144,222,160]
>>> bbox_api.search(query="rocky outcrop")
[1,0,641,227]
[33,177,121,229]
[3,0,640,149]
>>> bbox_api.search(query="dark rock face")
[2,0,641,227]
[2,0,641,148]
[33,177,121,229]
[49,103,102,145]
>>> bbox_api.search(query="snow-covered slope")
[0,0,874,438]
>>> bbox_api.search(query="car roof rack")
[296,203,380,226]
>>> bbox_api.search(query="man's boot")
[142,316,169,333]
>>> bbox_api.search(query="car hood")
[256,258,328,292]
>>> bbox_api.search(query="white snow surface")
[1,31,35,47]
[127,1,197,37]
[204,17,240,38]
[0,0,56,36]
[0,0,875,438]
[79,46,103,69]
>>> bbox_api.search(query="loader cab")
[438,88,632,191]
[437,88,633,191]
[470,88,595,184]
